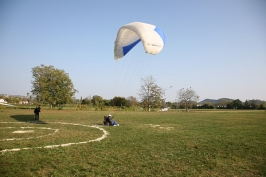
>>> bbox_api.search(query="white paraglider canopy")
[114,22,165,60]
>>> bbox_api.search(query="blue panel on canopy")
[122,39,141,56]
[154,27,166,44]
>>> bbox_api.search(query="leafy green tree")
[111,96,128,107]
[5,97,12,103]
[91,95,104,110]
[199,102,214,109]
[6,96,21,104]
[31,65,77,109]
[177,87,199,112]
[82,97,91,105]
[226,102,233,109]
[138,76,164,111]
[170,101,180,109]
[259,102,266,110]
[250,100,260,109]
[165,101,175,109]
[91,95,103,105]
[103,99,111,106]
[230,99,243,109]
[244,100,250,109]
[261,101,266,109]
[215,99,230,109]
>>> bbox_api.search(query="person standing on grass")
[34,105,41,120]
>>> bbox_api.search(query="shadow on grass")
[10,115,47,124]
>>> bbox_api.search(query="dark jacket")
[34,107,41,114]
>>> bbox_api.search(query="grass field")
[0,109,265,176]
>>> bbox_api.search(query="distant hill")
[199,98,234,104]
[199,98,265,105]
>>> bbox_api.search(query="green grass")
[0,109,265,176]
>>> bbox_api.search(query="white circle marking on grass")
[0,126,59,141]
[0,122,109,154]
[13,130,34,133]
[143,124,174,130]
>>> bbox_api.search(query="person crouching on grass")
[105,114,119,126]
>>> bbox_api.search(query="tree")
[199,102,214,109]
[233,99,243,109]
[91,95,104,110]
[31,65,77,109]
[177,87,199,112]
[26,92,33,109]
[103,99,111,106]
[259,102,266,110]
[138,76,164,111]
[250,99,260,109]
[216,99,231,109]
[244,100,250,109]
[82,97,91,105]
[127,96,138,107]
[226,101,234,109]
[111,96,129,107]
[112,96,128,107]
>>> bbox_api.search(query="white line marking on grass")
[0,122,109,154]
[159,127,174,130]
[0,126,59,141]
[143,124,174,130]
[13,130,34,133]
[143,124,160,127]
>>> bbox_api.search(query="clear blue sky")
[1,0,265,102]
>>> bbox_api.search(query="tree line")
[2,94,265,111]
[196,99,266,110]
[1,65,265,111]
